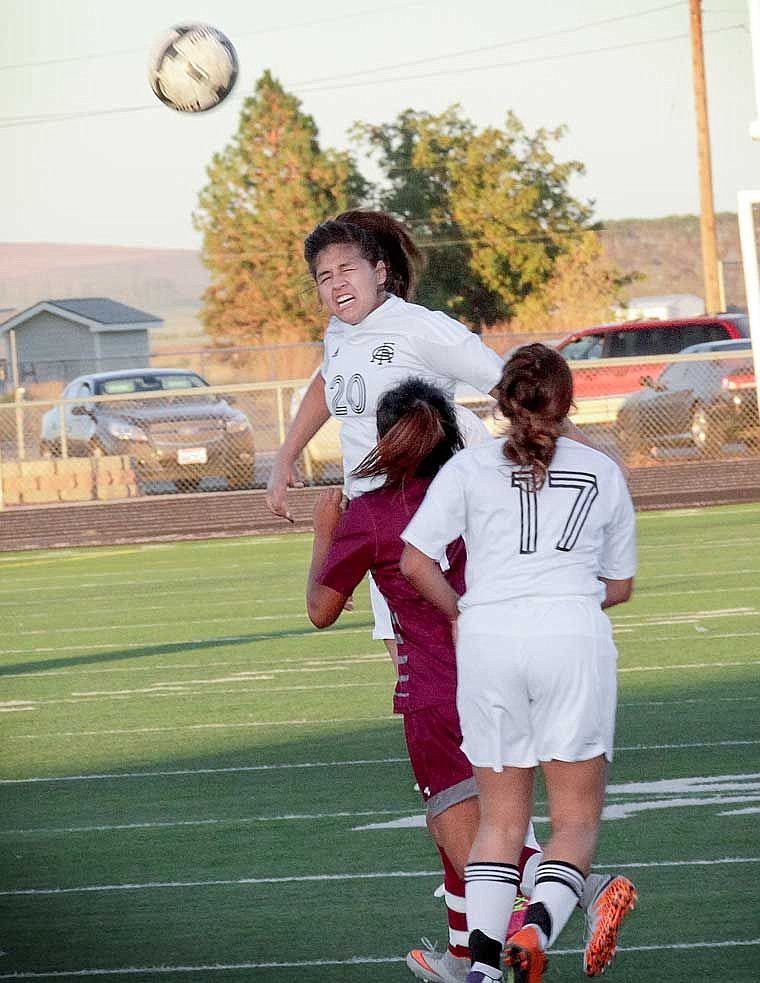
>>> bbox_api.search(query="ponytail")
[497,344,573,489]
[351,378,462,488]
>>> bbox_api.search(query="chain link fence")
[0,349,758,509]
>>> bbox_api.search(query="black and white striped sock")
[464,861,520,968]
[525,860,586,948]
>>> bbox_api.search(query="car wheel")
[175,477,203,493]
[690,403,727,456]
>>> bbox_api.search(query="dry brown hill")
[0,213,752,346]
[599,212,750,310]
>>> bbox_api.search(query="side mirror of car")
[71,404,94,417]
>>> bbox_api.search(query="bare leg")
[540,755,607,873]
[469,765,535,865]
[427,795,480,876]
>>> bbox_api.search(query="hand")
[312,487,345,540]
[265,458,303,522]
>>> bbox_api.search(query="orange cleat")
[504,925,547,983]
[583,875,638,976]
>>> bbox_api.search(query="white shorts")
[456,597,618,770]
[368,573,394,641]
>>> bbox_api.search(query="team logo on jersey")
[371,342,395,364]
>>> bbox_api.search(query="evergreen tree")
[194,72,366,345]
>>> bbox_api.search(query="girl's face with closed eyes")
[313,243,387,325]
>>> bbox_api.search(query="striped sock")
[438,848,469,960]
[465,861,520,964]
[526,860,586,947]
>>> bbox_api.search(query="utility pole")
[689,0,722,313]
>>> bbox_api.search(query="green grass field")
[1,503,759,982]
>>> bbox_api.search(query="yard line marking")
[2,682,392,707]
[0,589,304,609]
[4,714,398,741]
[2,938,760,978]
[3,739,758,788]
[0,808,415,837]
[5,689,757,712]
[639,536,760,551]
[0,756,410,785]
[616,739,760,751]
[2,650,757,682]
[18,613,316,636]
[0,652,388,676]
[0,626,376,660]
[618,658,760,673]
[20,588,312,630]
[1,938,760,978]
[0,564,248,589]
[1,858,757,898]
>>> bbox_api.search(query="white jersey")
[402,436,636,609]
[320,294,503,498]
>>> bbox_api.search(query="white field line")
[1,938,760,979]
[18,595,307,616]
[0,808,416,837]
[0,736,760,786]
[2,688,758,715]
[7,605,758,643]
[17,613,317,636]
[0,756,411,785]
[4,774,759,835]
[638,536,760,552]
[4,690,757,713]
[0,565,249,589]
[0,652,389,678]
[3,714,399,741]
[0,856,757,898]
[3,567,759,617]
[0,682,391,709]
[0,587,303,609]
[0,626,376,660]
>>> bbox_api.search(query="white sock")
[465,862,520,953]
[528,860,586,947]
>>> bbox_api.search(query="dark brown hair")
[498,343,573,488]
[351,378,462,489]
[303,210,423,300]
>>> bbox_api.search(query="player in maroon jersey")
[307,378,537,982]
[305,378,635,983]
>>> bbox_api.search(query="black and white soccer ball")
[149,24,238,113]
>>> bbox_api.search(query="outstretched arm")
[266,374,330,521]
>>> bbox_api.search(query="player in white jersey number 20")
[266,210,504,650]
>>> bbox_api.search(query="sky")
[1,0,759,250]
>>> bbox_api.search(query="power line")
[0,2,431,73]
[293,1,687,87]
[0,23,744,130]
[297,24,745,94]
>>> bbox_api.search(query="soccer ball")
[149,24,238,113]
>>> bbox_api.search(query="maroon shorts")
[403,701,477,819]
